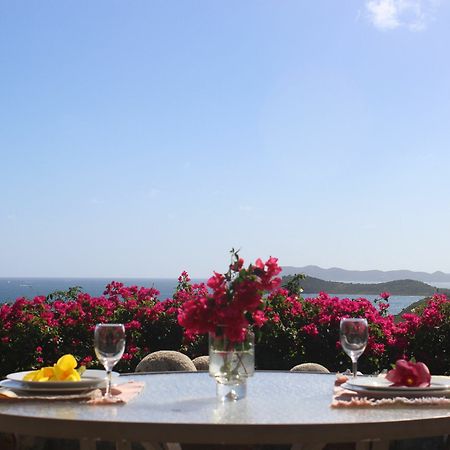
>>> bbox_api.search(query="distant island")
[282,275,450,296]
[281,265,450,284]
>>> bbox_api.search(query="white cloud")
[366,0,441,31]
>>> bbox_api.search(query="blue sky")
[1,0,450,277]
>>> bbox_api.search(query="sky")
[1,0,450,278]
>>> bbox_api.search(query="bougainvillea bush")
[395,294,450,375]
[255,290,404,373]
[0,282,187,376]
[0,275,449,377]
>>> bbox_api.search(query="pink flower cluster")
[0,272,449,376]
[177,253,282,342]
[256,290,402,371]
[0,282,179,375]
[254,289,450,374]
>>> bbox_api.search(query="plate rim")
[6,369,117,389]
[341,381,450,397]
[0,378,101,393]
[345,376,450,392]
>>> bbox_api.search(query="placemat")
[87,381,145,404]
[332,375,450,408]
[0,381,144,404]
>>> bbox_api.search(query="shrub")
[256,290,406,373]
[0,281,449,377]
[396,294,450,375]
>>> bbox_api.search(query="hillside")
[281,265,450,283]
[282,275,450,296]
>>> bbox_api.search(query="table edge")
[1,414,449,444]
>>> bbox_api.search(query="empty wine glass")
[94,323,126,398]
[340,318,368,378]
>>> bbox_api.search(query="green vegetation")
[1,282,449,376]
[283,275,450,296]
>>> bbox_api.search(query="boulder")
[192,356,209,371]
[135,351,196,372]
[290,363,330,374]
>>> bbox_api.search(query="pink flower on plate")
[385,359,431,387]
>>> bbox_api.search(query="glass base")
[216,381,247,401]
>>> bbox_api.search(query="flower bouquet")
[178,249,282,400]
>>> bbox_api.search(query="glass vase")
[208,327,255,401]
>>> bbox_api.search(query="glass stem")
[352,360,358,378]
[105,369,112,398]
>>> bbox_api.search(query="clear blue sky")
[1,0,450,277]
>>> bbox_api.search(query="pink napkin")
[332,375,450,408]
[0,389,101,401]
[0,381,144,404]
[87,381,144,404]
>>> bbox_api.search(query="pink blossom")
[178,252,282,342]
[386,359,431,387]
[252,310,268,327]
[302,323,319,336]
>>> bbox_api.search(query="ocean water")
[302,293,424,315]
[0,278,185,303]
[0,278,424,315]
[428,281,450,289]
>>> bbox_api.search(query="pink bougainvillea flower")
[385,359,431,387]
[177,251,282,343]
[252,310,268,328]
[380,292,390,300]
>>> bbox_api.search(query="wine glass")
[94,323,126,398]
[340,318,368,378]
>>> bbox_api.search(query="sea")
[0,277,439,315]
[0,278,186,304]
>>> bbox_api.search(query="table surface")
[0,372,449,445]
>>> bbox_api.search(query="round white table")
[0,372,449,449]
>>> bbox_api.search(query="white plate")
[345,375,450,392]
[0,379,103,394]
[341,381,450,398]
[6,369,118,390]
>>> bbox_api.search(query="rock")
[192,356,209,371]
[135,351,196,372]
[290,363,330,374]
